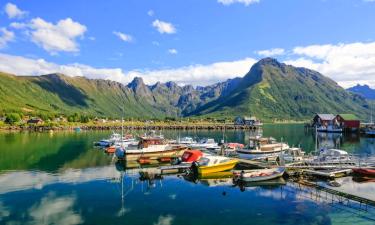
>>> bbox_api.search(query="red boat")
[181,150,203,163]
[352,168,375,177]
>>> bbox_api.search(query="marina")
[1,124,375,224]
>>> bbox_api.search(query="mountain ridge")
[0,58,370,120]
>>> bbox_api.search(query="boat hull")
[352,168,375,177]
[119,147,187,161]
[197,159,238,175]
[234,168,285,182]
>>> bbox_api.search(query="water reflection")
[0,125,375,224]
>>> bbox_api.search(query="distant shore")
[0,119,311,132]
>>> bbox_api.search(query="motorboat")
[176,137,197,145]
[159,150,205,174]
[191,155,238,175]
[279,147,305,162]
[95,133,122,147]
[233,167,285,182]
[115,136,187,161]
[236,136,289,160]
[189,138,220,150]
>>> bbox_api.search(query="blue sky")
[1,0,375,87]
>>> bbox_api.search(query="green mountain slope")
[0,58,370,120]
[0,72,167,118]
[191,58,370,120]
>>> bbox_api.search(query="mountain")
[190,58,370,120]
[0,72,166,118]
[0,71,238,119]
[0,58,370,120]
[347,84,375,100]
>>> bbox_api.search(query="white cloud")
[218,0,260,6]
[285,41,375,88]
[256,48,285,57]
[25,17,87,54]
[113,31,133,42]
[28,193,83,225]
[0,27,14,48]
[154,215,174,225]
[152,19,176,34]
[168,48,178,54]
[9,21,27,29]
[148,10,154,16]
[2,40,375,88]
[4,2,27,19]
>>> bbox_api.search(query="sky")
[0,0,375,87]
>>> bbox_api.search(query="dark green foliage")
[5,113,21,124]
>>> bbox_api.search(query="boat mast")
[315,125,318,153]
[121,106,124,147]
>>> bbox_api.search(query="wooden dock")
[295,179,375,207]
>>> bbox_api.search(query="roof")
[316,114,335,120]
[337,114,359,121]
[243,116,256,120]
[27,118,43,123]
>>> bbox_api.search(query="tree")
[5,113,21,125]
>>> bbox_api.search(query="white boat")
[95,133,122,147]
[189,138,220,150]
[303,148,357,166]
[177,137,197,145]
[317,125,343,133]
[115,136,187,161]
[279,147,305,162]
[233,167,285,182]
[236,137,289,160]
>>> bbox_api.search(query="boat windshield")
[198,157,210,166]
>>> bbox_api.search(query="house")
[27,118,44,125]
[234,116,260,126]
[312,114,336,127]
[335,114,360,130]
[234,116,244,125]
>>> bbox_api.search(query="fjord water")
[0,124,375,225]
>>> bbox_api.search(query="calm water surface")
[0,124,375,225]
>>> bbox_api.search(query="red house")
[335,114,360,130]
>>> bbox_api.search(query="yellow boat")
[195,155,238,175]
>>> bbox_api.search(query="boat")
[189,138,220,150]
[236,136,289,160]
[352,168,375,177]
[365,127,375,136]
[159,150,205,174]
[176,137,197,145]
[115,136,187,161]
[95,133,122,147]
[279,147,305,163]
[233,167,285,182]
[317,125,343,133]
[192,155,238,175]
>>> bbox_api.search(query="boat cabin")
[181,150,203,163]
[138,137,166,148]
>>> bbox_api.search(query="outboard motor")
[115,147,125,160]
